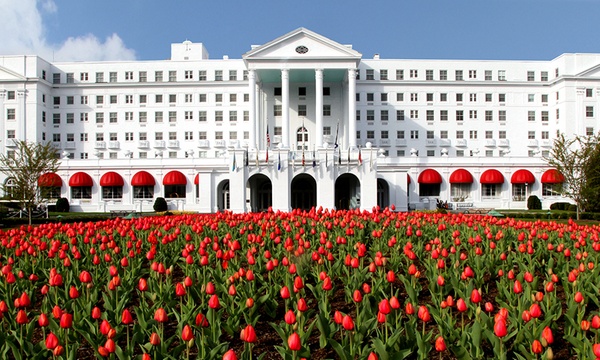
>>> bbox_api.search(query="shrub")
[153,197,168,212]
[550,202,571,211]
[568,204,578,212]
[527,195,542,210]
[55,197,70,212]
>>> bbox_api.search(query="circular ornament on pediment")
[295,45,309,54]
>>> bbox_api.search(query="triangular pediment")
[576,63,600,78]
[243,28,362,62]
[0,66,26,81]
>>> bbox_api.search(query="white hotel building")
[0,28,593,213]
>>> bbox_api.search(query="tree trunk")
[28,207,32,226]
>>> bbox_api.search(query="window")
[109,112,117,123]
[6,109,15,120]
[367,110,375,121]
[215,70,223,81]
[95,113,104,124]
[439,70,447,80]
[80,133,88,141]
[512,184,527,201]
[469,130,478,139]
[169,111,177,123]
[587,106,594,117]
[244,111,249,121]
[54,96,61,105]
[198,71,207,81]
[456,110,464,121]
[65,96,73,105]
[229,111,237,122]
[499,131,506,139]
[426,130,434,139]
[125,132,133,141]
[456,93,463,102]
[110,95,117,104]
[410,130,419,139]
[485,110,493,121]
[169,94,177,103]
[80,113,88,122]
[427,150,435,157]
[396,110,405,121]
[440,110,448,121]
[410,110,418,119]
[541,71,548,81]
[426,93,434,102]
[53,73,61,84]
[527,71,535,81]
[139,132,147,141]
[499,110,506,122]
[440,93,447,102]
[139,112,147,123]
[381,110,389,121]
[528,131,536,139]
[229,131,238,140]
[498,70,506,81]
[323,105,331,116]
[485,130,493,139]
[542,94,548,103]
[440,130,448,139]
[154,94,162,103]
[230,94,237,103]
[485,150,493,157]
[274,127,282,136]
[397,150,405,157]
[366,131,375,139]
[153,111,162,123]
[169,71,177,82]
[53,113,60,124]
[155,132,163,141]
[469,93,477,102]
[66,73,74,83]
[455,70,463,81]
[66,113,74,124]
[72,185,92,199]
[396,93,404,102]
[96,95,104,105]
[274,105,282,117]
[229,70,237,81]
[96,133,104,141]
[381,93,388,102]
[139,71,147,82]
[541,111,549,122]
[169,132,177,140]
[215,111,223,122]
[498,94,506,102]
[482,184,499,199]
[528,111,536,122]
[420,183,440,197]
[366,69,374,80]
[125,112,133,121]
[215,131,223,140]
[542,131,549,139]
[107,72,116,83]
[6,130,15,139]
[469,70,476,79]
[199,94,207,103]
[198,131,207,140]
[380,70,388,80]
[485,93,492,102]
[185,111,194,120]
[185,70,193,80]
[367,93,374,102]
[397,130,405,139]
[410,93,418,102]
[426,70,433,80]
[456,131,464,139]
[125,95,133,104]
[109,132,118,141]
[155,71,163,82]
[396,70,404,80]
[199,111,207,122]
[587,127,594,136]
[528,94,535,102]
[485,70,492,80]
[469,110,477,119]
[185,94,193,103]
[410,69,418,78]
[426,110,434,121]
[125,71,133,80]
[323,126,331,136]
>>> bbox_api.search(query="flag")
[338,147,341,165]
[312,148,316,168]
[244,150,248,167]
[334,122,339,148]
[266,148,269,163]
[302,147,305,166]
[347,147,351,164]
[266,127,270,148]
[277,151,281,171]
[358,147,362,166]
[255,148,259,167]
[232,152,236,171]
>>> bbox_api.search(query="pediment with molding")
[0,66,26,81]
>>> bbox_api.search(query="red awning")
[38,173,62,187]
[69,172,93,187]
[131,171,155,186]
[480,169,504,184]
[418,169,442,184]
[449,169,474,184]
[194,174,199,185]
[541,169,565,184]
[163,171,187,185]
[511,169,535,184]
[100,172,124,187]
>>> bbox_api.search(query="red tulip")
[208,294,220,309]
[368,352,378,360]
[513,280,523,294]
[322,277,332,291]
[38,313,49,327]
[470,289,481,304]
[593,343,600,357]
[98,346,109,357]
[386,270,396,283]
[574,291,584,303]
[494,319,507,337]
[92,307,102,319]
[149,332,160,346]
[297,298,308,312]
[181,325,194,342]
[287,332,301,351]
[531,339,542,354]
[122,309,133,325]
[69,286,79,299]
[142,354,151,360]
[405,302,414,315]
[435,336,446,352]
[104,338,116,353]
[240,324,257,343]
[206,282,216,295]
[390,296,400,309]
[437,275,445,286]
[542,326,554,345]
[379,299,391,315]
[285,310,296,325]
[195,313,209,327]
[79,271,92,283]
[280,286,291,299]
[19,292,31,308]
[342,315,354,330]
[353,290,363,303]
[138,278,148,292]
[60,313,73,329]
[529,304,542,319]
[154,308,168,323]
[457,298,468,312]
[46,332,59,350]
[485,302,494,312]
[175,283,187,297]
[417,305,430,322]
[100,320,112,336]
[16,310,28,324]
[592,315,600,329]
[582,320,590,331]
[223,349,237,360]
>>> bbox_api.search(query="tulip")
[46,332,60,349]
[322,277,333,291]
[494,319,507,337]
[353,290,363,303]
[529,303,542,319]
[206,282,216,295]
[390,296,400,309]
[386,270,396,283]
[435,336,446,352]
[485,302,494,312]
[240,324,257,343]
[342,315,354,330]
[196,313,209,327]
[457,298,467,313]
[52,305,63,319]
[367,352,378,360]
[377,311,386,323]
[100,320,112,336]
[19,292,31,308]
[38,313,49,327]
[297,298,308,312]
[60,313,73,329]
[176,283,186,297]
[531,339,543,354]
[333,310,343,324]
[594,343,600,357]
[149,332,160,346]
[98,346,109,357]
[513,280,523,294]
[92,307,102,319]
[542,326,554,345]
[182,325,194,342]
[223,349,238,360]
[582,320,590,331]
[138,278,148,292]
[104,339,116,353]
[208,294,220,309]
[246,298,254,309]
[79,270,92,283]
[69,286,79,299]
[418,305,430,322]
[437,275,445,286]
[154,308,168,323]
[470,289,481,304]
[287,332,301,351]
[16,310,29,324]
[592,315,600,329]
[379,299,391,315]
[574,292,584,303]
[122,309,133,325]
[142,354,151,360]
[405,302,414,315]
[280,286,291,299]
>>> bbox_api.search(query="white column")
[281,69,290,148]
[315,69,324,148]
[17,90,27,141]
[348,69,357,148]
[248,70,257,149]
[0,90,5,152]
[576,88,585,137]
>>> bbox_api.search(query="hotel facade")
[0,28,594,213]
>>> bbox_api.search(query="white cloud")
[0,0,136,61]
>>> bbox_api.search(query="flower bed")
[0,209,598,359]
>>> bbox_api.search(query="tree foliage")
[545,132,600,219]
[0,140,61,224]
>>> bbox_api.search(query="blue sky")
[2,0,600,61]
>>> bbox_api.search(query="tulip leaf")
[372,338,389,360]
[329,338,352,360]
[448,344,471,360]
[470,319,482,349]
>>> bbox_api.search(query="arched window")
[296,127,309,150]
[4,178,17,198]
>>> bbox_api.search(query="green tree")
[0,140,61,224]
[545,132,600,220]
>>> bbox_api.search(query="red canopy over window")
[100,172,124,187]
[511,169,535,184]
[131,171,155,186]
[541,169,565,184]
[69,172,93,187]
[449,169,474,184]
[163,171,187,185]
[418,169,442,184]
[480,169,504,184]
[38,173,62,187]
[194,174,199,185]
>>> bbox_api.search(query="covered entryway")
[247,174,272,212]
[335,173,360,210]
[291,174,316,210]
[217,180,230,211]
[377,178,389,209]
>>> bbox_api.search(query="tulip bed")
[1,208,600,359]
